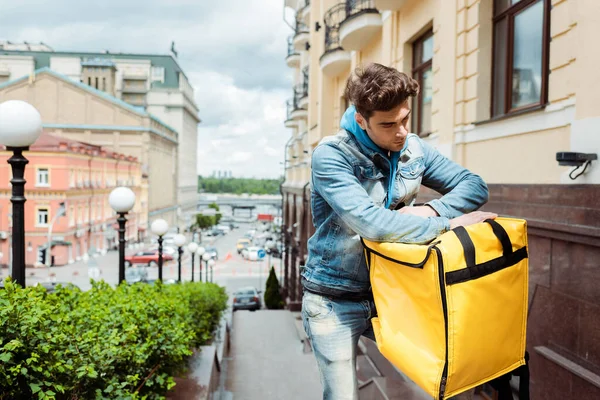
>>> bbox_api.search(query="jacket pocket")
[357,165,386,205]
[399,157,425,180]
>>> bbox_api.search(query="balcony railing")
[286,99,295,121]
[345,0,378,20]
[302,66,309,89]
[295,12,309,35]
[287,36,299,58]
[323,3,347,54]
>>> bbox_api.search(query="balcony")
[320,3,351,77]
[122,84,148,94]
[290,85,308,121]
[297,66,309,109]
[286,36,300,68]
[285,100,299,128]
[339,0,382,51]
[374,0,408,10]
[292,13,310,52]
[300,0,311,23]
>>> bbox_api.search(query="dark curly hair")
[344,63,419,120]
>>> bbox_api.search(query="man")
[301,63,496,400]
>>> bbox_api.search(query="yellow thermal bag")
[362,217,529,399]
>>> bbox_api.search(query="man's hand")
[450,211,498,229]
[396,205,439,218]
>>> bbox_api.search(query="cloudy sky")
[0,0,294,179]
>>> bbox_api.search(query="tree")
[264,267,285,309]
[208,202,222,225]
[196,214,215,230]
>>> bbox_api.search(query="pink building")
[0,132,146,267]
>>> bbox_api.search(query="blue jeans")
[302,291,376,400]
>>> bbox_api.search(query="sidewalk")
[226,310,322,400]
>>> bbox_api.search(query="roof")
[1,131,139,162]
[0,67,179,139]
[0,49,186,89]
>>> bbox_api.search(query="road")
[18,222,280,308]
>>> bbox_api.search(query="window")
[36,168,50,187]
[492,0,549,117]
[37,208,49,226]
[151,66,165,83]
[95,77,99,89]
[102,77,106,91]
[88,77,91,86]
[412,30,433,137]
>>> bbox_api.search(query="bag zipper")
[434,246,448,400]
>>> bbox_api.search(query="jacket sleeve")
[311,144,451,244]
[419,138,489,219]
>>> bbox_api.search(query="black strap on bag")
[446,219,527,285]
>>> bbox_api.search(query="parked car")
[216,225,231,234]
[236,238,252,254]
[243,246,264,261]
[205,246,219,260]
[125,250,173,267]
[232,287,262,311]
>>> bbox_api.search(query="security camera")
[556,152,597,180]
[556,152,597,167]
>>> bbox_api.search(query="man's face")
[355,100,411,153]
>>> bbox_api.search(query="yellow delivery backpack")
[362,218,529,399]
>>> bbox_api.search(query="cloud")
[0,0,294,178]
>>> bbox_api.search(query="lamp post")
[150,219,169,281]
[208,259,216,283]
[196,246,205,282]
[173,234,186,282]
[108,187,136,284]
[188,242,198,282]
[0,100,43,286]
[202,252,211,282]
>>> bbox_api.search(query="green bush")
[0,279,228,400]
[264,267,285,310]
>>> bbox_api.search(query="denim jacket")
[301,130,489,298]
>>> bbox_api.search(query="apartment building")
[0,133,143,267]
[281,0,600,398]
[0,44,201,226]
[0,68,178,226]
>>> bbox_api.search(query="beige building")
[0,45,201,227]
[281,0,600,398]
[0,68,179,226]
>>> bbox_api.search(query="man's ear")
[355,113,367,130]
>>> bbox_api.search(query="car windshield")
[236,289,256,295]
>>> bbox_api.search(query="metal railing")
[323,3,347,54]
[287,36,299,58]
[295,12,309,34]
[344,0,378,20]
[286,99,295,121]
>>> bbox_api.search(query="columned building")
[281,0,600,398]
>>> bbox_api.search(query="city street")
[17,222,280,307]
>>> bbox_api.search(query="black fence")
[287,35,298,58]
[323,3,347,54]
[345,0,378,19]
[295,12,309,35]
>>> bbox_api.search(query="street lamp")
[108,187,136,284]
[0,100,43,286]
[196,246,205,282]
[202,252,211,282]
[173,233,186,282]
[150,219,169,281]
[208,259,216,283]
[188,242,198,282]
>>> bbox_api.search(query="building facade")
[0,133,143,267]
[281,0,600,398]
[0,45,201,228]
[0,68,178,226]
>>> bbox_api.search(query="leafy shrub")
[0,279,228,399]
[264,267,285,309]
